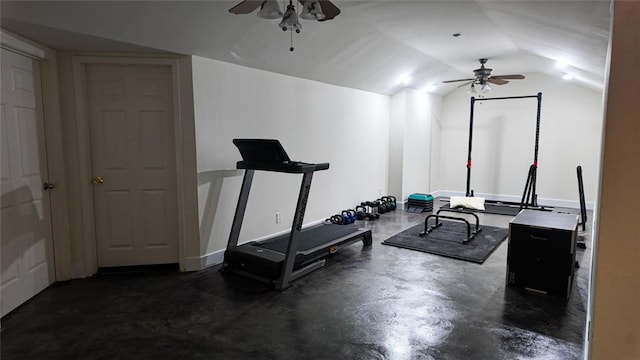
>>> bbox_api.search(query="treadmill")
[222,139,373,290]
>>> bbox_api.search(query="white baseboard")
[429,190,594,210]
[183,249,225,271]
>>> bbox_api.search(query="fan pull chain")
[290,0,295,51]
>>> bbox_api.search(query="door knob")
[43,182,55,190]
[92,176,104,185]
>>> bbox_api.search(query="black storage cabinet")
[506,210,578,298]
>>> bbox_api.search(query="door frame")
[72,55,194,274]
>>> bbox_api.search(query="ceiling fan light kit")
[229,0,341,51]
[279,3,302,33]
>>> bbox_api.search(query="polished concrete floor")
[1,199,591,360]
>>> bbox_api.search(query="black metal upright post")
[533,92,542,166]
[531,92,543,206]
[577,166,587,232]
[519,92,544,209]
[466,97,476,197]
[276,171,314,290]
[226,169,255,251]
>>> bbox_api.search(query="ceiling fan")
[229,0,341,27]
[229,0,340,51]
[442,58,525,92]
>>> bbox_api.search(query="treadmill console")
[233,139,329,173]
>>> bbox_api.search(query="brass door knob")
[92,176,104,185]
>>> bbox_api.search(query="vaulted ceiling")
[1,1,611,95]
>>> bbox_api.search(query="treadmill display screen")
[233,139,291,164]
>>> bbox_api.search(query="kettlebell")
[328,215,343,225]
[346,209,357,223]
[383,196,397,211]
[365,201,380,220]
[376,199,387,214]
[341,210,352,224]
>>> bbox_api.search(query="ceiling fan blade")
[457,80,475,88]
[490,74,525,80]
[442,78,476,83]
[229,0,263,14]
[317,0,341,21]
[488,78,509,85]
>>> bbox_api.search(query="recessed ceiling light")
[556,61,568,69]
[562,73,573,80]
[400,76,412,85]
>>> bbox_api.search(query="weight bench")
[419,209,483,244]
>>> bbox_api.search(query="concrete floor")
[0,199,591,360]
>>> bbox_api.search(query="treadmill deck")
[224,224,372,281]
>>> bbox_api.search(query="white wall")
[388,92,406,198]
[191,56,390,257]
[436,72,603,206]
[402,91,442,199]
[389,89,443,201]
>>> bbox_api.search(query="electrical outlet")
[275,212,282,224]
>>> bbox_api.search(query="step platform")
[406,193,434,213]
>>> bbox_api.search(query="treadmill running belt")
[259,224,360,253]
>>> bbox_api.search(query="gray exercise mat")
[382,222,508,264]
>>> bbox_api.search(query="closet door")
[1,48,55,317]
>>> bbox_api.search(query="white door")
[87,64,178,267]
[0,48,55,317]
